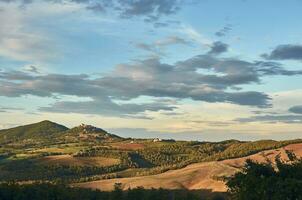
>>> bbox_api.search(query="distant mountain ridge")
[0,121,121,142]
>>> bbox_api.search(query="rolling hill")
[0,120,68,141]
[62,124,121,141]
[76,143,302,192]
[0,120,301,197]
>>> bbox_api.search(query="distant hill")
[62,124,121,141]
[0,121,122,142]
[0,120,68,141]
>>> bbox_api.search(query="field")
[38,155,120,167]
[110,142,145,150]
[76,143,302,192]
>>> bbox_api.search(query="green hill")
[63,124,121,141]
[0,120,69,141]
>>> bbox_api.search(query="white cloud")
[0,1,82,63]
[178,25,212,46]
[271,89,302,110]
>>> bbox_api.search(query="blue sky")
[0,0,302,141]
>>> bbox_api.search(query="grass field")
[38,155,120,167]
[110,142,145,150]
[32,144,84,154]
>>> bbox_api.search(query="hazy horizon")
[1,0,302,141]
[1,120,301,142]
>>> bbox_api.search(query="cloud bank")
[1,48,302,117]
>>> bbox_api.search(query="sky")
[0,0,302,141]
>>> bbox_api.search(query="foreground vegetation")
[0,183,226,200]
[227,156,302,200]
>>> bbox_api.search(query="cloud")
[235,114,302,124]
[189,120,234,127]
[23,65,40,73]
[215,24,232,37]
[252,110,279,115]
[0,1,82,62]
[176,55,302,84]
[1,50,302,116]
[135,35,190,55]
[208,41,228,55]
[0,106,23,113]
[262,44,302,61]
[135,43,155,52]
[154,36,189,46]
[117,0,182,20]
[86,2,106,13]
[179,26,212,46]
[289,105,302,114]
[1,0,188,23]
[40,97,175,118]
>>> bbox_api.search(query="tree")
[226,157,302,200]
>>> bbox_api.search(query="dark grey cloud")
[0,106,23,113]
[153,22,169,28]
[262,44,302,61]
[117,0,182,20]
[289,105,302,114]
[235,115,302,124]
[176,55,302,86]
[86,2,106,12]
[254,61,302,76]
[2,0,188,23]
[1,51,302,116]
[215,24,232,37]
[40,97,175,118]
[208,41,228,55]
[0,70,36,80]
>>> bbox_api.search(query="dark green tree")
[226,157,302,200]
